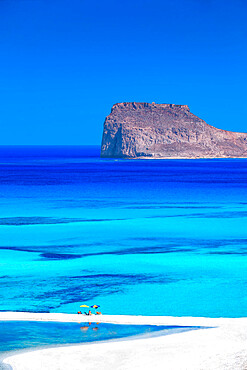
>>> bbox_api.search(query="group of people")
[77,304,101,315]
[77,310,102,315]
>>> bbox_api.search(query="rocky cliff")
[101,102,247,158]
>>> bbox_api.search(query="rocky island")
[101,102,247,158]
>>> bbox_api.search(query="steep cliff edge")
[101,102,247,159]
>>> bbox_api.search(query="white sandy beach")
[1,312,247,370]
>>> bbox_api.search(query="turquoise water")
[0,146,247,317]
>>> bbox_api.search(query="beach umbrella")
[80,304,89,308]
[91,305,100,309]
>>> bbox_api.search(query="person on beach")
[84,310,92,315]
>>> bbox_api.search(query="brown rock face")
[101,102,247,158]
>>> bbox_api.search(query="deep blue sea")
[0,146,247,317]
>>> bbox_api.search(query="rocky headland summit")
[101,102,247,159]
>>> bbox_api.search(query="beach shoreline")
[1,313,247,370]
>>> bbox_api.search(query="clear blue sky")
[0,0,246,144]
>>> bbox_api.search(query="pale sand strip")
[1,312,247,370]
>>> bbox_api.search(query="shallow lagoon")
[0,321,186,355]
[0,146,247,316]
